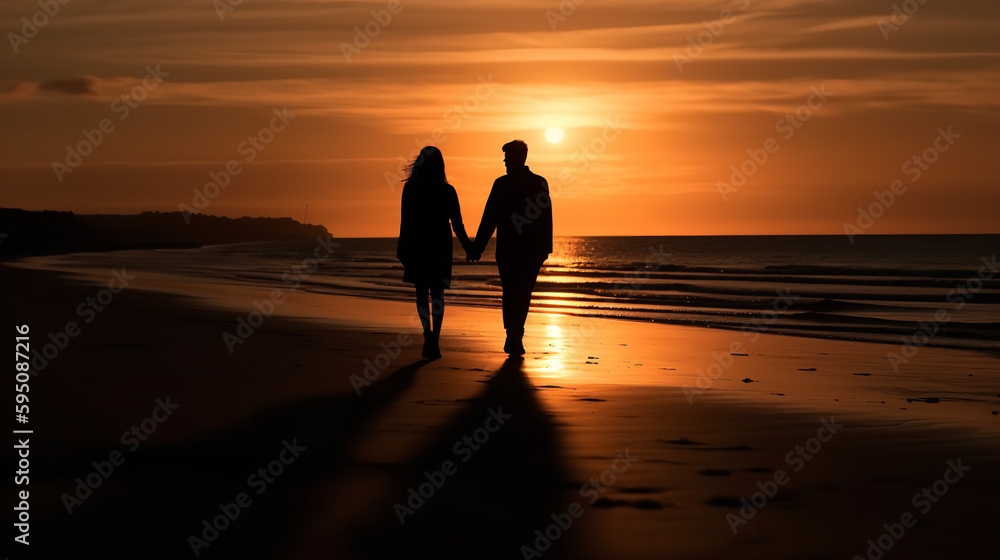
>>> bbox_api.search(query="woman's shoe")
[421,331,434,359]
[422,332,442,360]
[428,334,442,359]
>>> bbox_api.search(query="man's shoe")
[504,332,525,356]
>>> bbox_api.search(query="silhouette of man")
[469,140,553,355]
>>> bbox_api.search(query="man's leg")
[498,261,513,331]
[497,261,519,354]
[510,259,543,333]
[498,259,543,354]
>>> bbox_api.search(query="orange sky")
[1,0,998,236]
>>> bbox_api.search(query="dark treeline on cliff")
[0,209,330,257]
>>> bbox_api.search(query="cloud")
[37,77,96,95]
[0,0,997,235]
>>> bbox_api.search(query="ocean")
[54,235,1000,352]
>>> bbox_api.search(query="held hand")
[465,249,481,262]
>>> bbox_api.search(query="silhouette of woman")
[397,146,474,359]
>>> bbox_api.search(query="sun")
[545,127,564,144]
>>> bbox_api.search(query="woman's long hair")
[404,145,447,184]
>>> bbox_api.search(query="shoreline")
[12,246,1000,356]
[9,253,999,431]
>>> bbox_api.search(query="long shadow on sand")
[31,358,430,558]
[354,357,573,559]
[30,357,574,559]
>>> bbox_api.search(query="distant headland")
[0,209,330,257]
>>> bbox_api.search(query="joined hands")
[463,244,482,262]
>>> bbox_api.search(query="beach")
[5,0,999,557]
[3,250,998,559]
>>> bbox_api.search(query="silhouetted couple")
[396,140,552,359]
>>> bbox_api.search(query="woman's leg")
[417,284,440,359]
[430,284,445,337]
[415,284,431,334]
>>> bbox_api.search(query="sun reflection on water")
[536,323,564,375]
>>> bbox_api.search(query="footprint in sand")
[659,438,755,452]
[593,498,667,510]
[660,437,704,445]
[618,487,667,494]
[704,496,741,508]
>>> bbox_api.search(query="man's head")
[502,139,528,171]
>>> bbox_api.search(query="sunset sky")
[1,0,997,236]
